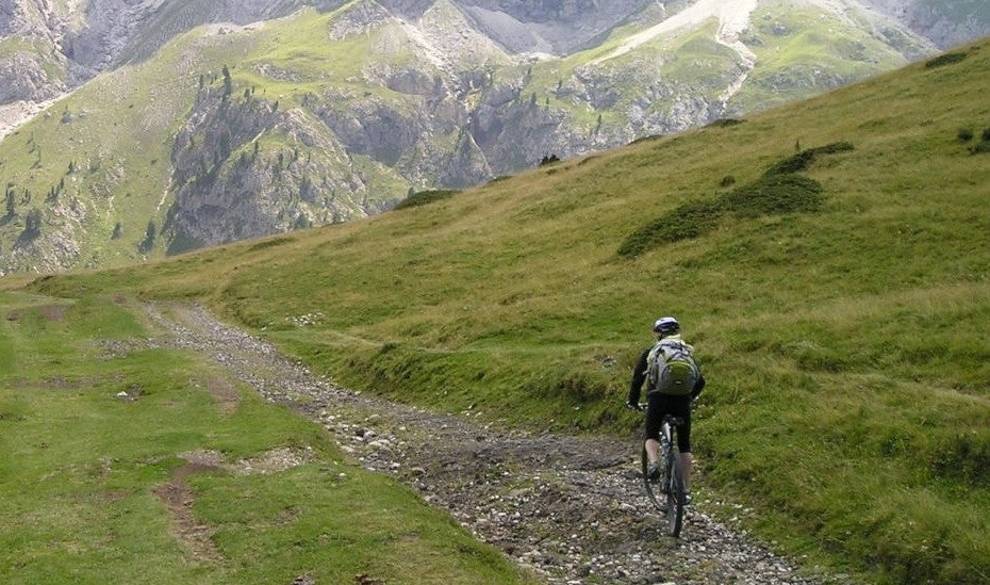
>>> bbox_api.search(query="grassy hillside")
[0,292,535,584]
[27,40,990,584]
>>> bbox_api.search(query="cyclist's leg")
[644,392,668,464]
[672,396,693,491]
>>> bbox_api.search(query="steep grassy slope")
[23,38,990,585]
[0,292,535,584]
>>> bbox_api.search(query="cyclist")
[627,317,705,501]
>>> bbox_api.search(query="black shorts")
[644,392,692,453]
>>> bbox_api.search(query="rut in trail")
[143,303,844,585]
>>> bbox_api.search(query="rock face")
[164,87,382,251]
[860,0,990,49]
[0,0,987,273]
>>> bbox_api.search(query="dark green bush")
[539,154,561,167]
[393,190,459,210]
[925,52,967,68]
[982,128,990,142]
[618,201,721,257]
[247,236,294,252]
[957,128,974,142]
[720,175,736,187]
[707,118,744,128]
[970,141,990,155]
[721,174,824,217]
[765,142,854,176]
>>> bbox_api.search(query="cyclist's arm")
[627,348,650,405]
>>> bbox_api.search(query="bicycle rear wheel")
[641,446,663,510]
[665,451,685,538]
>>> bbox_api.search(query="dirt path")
[142,303,843,585]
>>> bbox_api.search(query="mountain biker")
[627,316,705,501]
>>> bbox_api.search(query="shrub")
[982,128,990,142]
[970,141,990,155]
[618,201,721,257]
[765,142,854,176]
[957,128,974,142]
[721,174,824,217]
[247,236,294,252]
[925,52,967,68]
[707,118,744,128]
[539,154,561,167]
[720,175,736,187]
[393,190,458,210]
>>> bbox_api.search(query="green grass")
[0,292,535,584]
[22,39,990,584]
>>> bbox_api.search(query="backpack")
[646,338,699,396]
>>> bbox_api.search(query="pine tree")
[221,65,233,99]
[138,220,157,253]
[4,188,15,218]
[21,208,42,240]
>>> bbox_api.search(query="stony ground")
[129,303,848,585]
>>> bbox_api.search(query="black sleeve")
[691,373,706,400]
[627,348,650,405]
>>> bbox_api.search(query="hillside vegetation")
[28,41,990,583]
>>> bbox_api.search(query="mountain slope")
[2,0,954,274]
[862,0,990,49]
[31,39,990,584]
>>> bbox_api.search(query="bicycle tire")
[665,448,685,538]
[641,446,663,510]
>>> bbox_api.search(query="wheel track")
[142,302,844,585]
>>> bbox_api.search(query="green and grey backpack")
[647,337,699,396]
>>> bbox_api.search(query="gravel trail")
[139,303,844,585]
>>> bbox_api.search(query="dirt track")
[138,303,844,585]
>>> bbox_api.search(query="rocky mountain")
[860,0,990,49]
[0,0,987,274]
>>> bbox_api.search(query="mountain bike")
[637,406,687,538]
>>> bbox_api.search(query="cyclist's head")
[653,316,680,339]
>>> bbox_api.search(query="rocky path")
[143,303,842,585]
